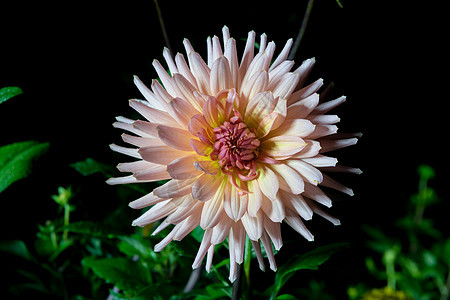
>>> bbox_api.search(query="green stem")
[63,204,70,241]
[288,0,315,60]
[153,0,172,54]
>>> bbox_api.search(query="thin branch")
[288,0,315,60]
[153,0,172,54]
[231,264,242,300]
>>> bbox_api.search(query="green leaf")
[82,257,149,294]
[62,221,123,239]
[268,242,349,299]
[0,141,49,193]
[70,157,114,176]
[0,86,23,104]
[275,294,299,300]
[418,164,435,181]
[118,236,152,259]
[0,240,34,261]
[335,0,344,8]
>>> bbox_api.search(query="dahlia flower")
[108,26,360,282]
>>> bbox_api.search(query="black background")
[1,0,449,297]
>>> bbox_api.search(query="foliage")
[348,165,450,300]
[0,152,347,299]
[0,140,49,193]
[0,86,22,104]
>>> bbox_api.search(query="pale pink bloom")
[108,26,360,282]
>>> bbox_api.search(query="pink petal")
[157,124,193,151]
[211,217,233,244]
[261,195,285,222]
[293,57,315,89]
[168,97,199,127]
[272,72,300,100]
[247,180,263,217]
[188,52,211,95]
[223,184,248,221]
[202,96,221,128]
[128,192,168,209]
[239,30,256,79]
[269,38,293,71]
[267,119,315,139]
[224,38,240,91]
[263,216,283,251]
[305,198,341,226]
[172,73,202,111]
[132,198,181,227]
[284,209,314,241]
[129,99,179,128]
[192,173,224,202]
[190,139,213,156]
[261,136,307,157]
[261,231,277,271]
[256,165,279,201]
[251,239,265,271]
[306,125,338,139]
[278,190,313,221]
[321,174,354,196]
[291,140,321,159]
[167,154,203,180]
[319,138,358,153]
[269,163,305,194]
[210,56,233,95]
[133,164,171,182]
[314,95,347,114]
[152,59,177,96]
[193,160,220,175]
[175,53,198,88]
[173,210,202,240]
[287,93,320,119]
[245,91,276,128]
[241,211,263,241]
[109,144,140,159]
[230,221,246,264]
[303,183,332,207]
[200,180,226,229]
[133,76,168,111]
[139,145,189,165]
[286,159,323,185]
[153,177,198,198]
[192,228,212,269]
[287,78,323,106]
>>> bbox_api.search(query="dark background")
[1,0,449,297]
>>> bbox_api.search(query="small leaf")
[268,242,349,299]
[0,240,34,261]
[0,141,49,193]
[118,236,152,259]
[70,157,114,176]
[0,86,23,104]
[82,257,149,293]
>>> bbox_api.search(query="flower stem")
[63,204,70,241]
[232,263,242,300]
[153,0,172,54]
[288,0,315,60]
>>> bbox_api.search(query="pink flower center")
[210,110,260,181]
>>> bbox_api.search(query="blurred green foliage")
[348,165,450,300]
